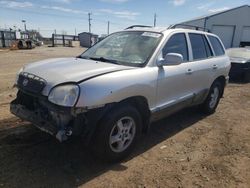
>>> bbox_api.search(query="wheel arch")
[86,95,151,145]
[213,76,226,98]
[118,96,151,133]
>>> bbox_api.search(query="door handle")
[213,65,218,70]
[186,69,193,75]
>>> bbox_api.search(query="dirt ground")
[0,46,249,188]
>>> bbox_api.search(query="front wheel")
[91,105,142,162]
[200,81,222,114]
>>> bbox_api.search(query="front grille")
[16,90,35,110]
[17,72,46,94]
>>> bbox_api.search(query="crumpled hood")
[22,57,135,95]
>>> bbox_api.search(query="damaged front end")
[10,72,107,143]
[10,90,87,142]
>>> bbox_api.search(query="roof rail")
[168,24,210,32]
[125,25,152,30]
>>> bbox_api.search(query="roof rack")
[125,25,152,30]
[168,24,210,32]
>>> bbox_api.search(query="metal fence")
[0,31,16,48]
[52,34,79,47]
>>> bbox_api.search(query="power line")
[0,7,90,21]
[0,6,155,35]
[0,6,151,28]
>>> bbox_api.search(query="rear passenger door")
[187,33,215,97]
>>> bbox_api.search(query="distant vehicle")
[226,47,250,82]
[17,39,34,49]
[32,39,43,46]
[11,25,230,161]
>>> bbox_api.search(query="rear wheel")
[91,105,142,162]
[200,81,222,114]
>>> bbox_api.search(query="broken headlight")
[48,84,80,107]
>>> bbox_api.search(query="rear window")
[208,36,225,56]
[189,33,208,60]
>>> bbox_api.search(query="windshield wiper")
[89,57,120,65]
[76,55,88,59]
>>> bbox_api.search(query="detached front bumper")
[10,90,109,143]
[10,91,87,142]
[10,101,58,136]
[10,99,78,142]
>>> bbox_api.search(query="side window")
[203,35,213,57]
[189,33,208,60]
[208,35,225,56]
[162,33,188,61]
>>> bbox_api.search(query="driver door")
[156,33,194,114]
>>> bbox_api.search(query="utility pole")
[154,13,157,27]
[88,13,92,33]
[22,20,26,31]
[54,29,56,34]
[107,21,110,35]
[75,28,77,36]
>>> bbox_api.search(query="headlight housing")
[48,84,80,107]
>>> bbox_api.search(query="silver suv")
[10,26,230,161]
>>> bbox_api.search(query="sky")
[0,0,249,37]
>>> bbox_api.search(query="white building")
[178,5,250,48]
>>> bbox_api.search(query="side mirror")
[157,53,183,66]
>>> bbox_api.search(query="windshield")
[80,31,162,67]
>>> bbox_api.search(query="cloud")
[52,0,75,3]
[172,0,186,6]
[114,11,140,19]
[41,5,87,14]
[0,0,33,8]
[99,0,129,3]
[98,9,113,14]
[208,7,230,13]
[197,2,214,10]
[98,9,140,20]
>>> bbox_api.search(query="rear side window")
[162,33,188,61]
[189,33,207,60]
[208,36,225,56]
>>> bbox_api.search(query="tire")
[200,81,222,114]
[91,105,142,162]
